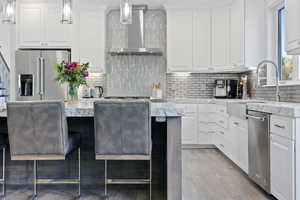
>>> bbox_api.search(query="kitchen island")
[0,101,183,200]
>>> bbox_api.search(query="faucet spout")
[256,60,280,102]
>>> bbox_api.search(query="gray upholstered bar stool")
[6,101,81,200]
[94,100,152,199]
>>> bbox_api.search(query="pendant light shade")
[61,0,72,24]
[120,0,132,24]
[2,0,16,24]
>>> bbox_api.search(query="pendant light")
[61,0,72,24]
[2,0,16,24]
[120,0,132,24]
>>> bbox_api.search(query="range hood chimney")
[108,5,163,56]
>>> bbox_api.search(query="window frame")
[265,0,300,86]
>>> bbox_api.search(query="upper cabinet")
[17,0,72,48]
[75,0,106,73]
[167,10,194,71]
[166,0,245,72]
[193,9,211,70]
[285,0,300,54]
[230,0,245,66]
[211,6,230,67]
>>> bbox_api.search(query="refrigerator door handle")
[40,57,45,96]
[37,57,41,95]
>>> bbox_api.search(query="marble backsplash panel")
[105,9,166,97]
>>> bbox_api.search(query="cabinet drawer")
[215,105,227,116]
[216,115,228,129]
[198,113,216,123]
[198,122,215,132]
[270,115,295,140]
[198,104,216,113]
[175,104,198,113]
[230,117,248,130]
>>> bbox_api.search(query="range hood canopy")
[108,5,163,56]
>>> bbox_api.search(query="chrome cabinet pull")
[40,57,45,95]
[37,57,41,95]
[274,124,285,129]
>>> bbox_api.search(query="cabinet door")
[270,134,295,200]
[212,6,230,67]
[238,128,248,173]
[167,10,193,71]
[18,4,44,47]
[193,9,211,69]
[44,4,72,47]
[79,6,106,73]
[182,114,198,144]
[286,0,300,54]
[230,0,245,66]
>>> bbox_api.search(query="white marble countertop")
[1,98,300,118]
[247,102,300,117]
[0,100,184,118]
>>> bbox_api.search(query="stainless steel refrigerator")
[15,50,70,101]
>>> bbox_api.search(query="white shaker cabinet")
[230,0,245,66]
[285,0,300,54]
[193,9,211,70]
[77,1,106,73]
[270,134,295,200]
[18,4,44,47]
[167,10,193,72]
[211,6,230,67]
[17,1,71,48]
[44,5,72,47]
[182,113,198,144]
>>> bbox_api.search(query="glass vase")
[67,83,78,104]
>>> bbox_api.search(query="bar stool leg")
[149,158,152,200]
[104,160,108,199]
[2,147,5,199]
[33,160,37,200]
[78,148,81,198]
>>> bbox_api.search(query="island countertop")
[0,100,184,117]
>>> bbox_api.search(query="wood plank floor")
[4,149,275,200]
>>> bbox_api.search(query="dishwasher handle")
[246,114,266,121]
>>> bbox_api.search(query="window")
[277,7,300,82]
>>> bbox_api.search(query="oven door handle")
[246,114,266,121]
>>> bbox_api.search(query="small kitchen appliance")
[214,79,240,99]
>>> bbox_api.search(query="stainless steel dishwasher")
[247,110,270,193]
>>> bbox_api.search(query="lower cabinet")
[270,134,295,200]
[229,116,248,173]
[182,113,198,144]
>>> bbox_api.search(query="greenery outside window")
[277,7,300,82]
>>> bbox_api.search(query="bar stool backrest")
[7,101,69,159]
[94,100,151,156]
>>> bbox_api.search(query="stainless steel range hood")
[108,5,163,56]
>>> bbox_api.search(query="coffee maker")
[214,79,240,99]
